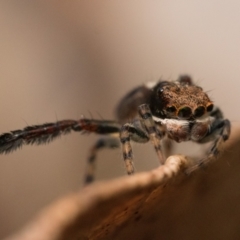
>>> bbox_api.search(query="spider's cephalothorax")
[0,76,230,183]
[149,78,214,120]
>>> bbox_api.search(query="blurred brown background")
[0,1,239,238]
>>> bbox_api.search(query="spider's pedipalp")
[186,119,231,174]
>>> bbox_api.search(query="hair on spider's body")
[0,75,230,183]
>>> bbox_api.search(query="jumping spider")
[0,75,230,183]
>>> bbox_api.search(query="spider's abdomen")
[115,85,152,124]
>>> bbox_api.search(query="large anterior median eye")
[166,106,177,113]
[178,75,193,85]
[178,106,192,119]
[194,106,205,118]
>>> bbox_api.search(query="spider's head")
[150,76,214,120]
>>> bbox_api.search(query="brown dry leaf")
[4,126,240,240]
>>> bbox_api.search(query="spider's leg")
[209,106,224,119]
[138,104,165,164]
[84,137,119,184]
[120,104,166,175]
[161,138,173,159]
[0,119,121,154]
[187,118,231,173]
[120,122,150,175]
[0,120,77,154]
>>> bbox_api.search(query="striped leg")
[0,118,122,184]
[120,104,166,175]
[161,138,173,159]
[138,104,165,164]
[84,137,119,184]
[0,119,121,154]
[120,123,149,175]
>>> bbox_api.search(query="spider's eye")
[178,106,192,119]
[194,106,205,118]
[178,75,193,85]
[157,87,164,96]
[156,81,171,95]
[166,106,176,113]
[206,103,214,112]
